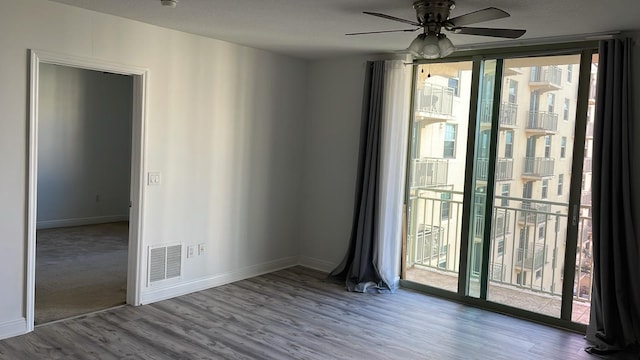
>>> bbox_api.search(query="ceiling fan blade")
[451,27,526,39]
[346,28,419,36]
[447,7,510,27]
[363,11,421,27]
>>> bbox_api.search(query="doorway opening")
[27,51,147,330]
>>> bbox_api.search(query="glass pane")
[486,55,581,318]
[572,53,598,324]
[405,61,473,292]
[468,59,498,298]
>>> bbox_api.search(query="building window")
[448,76,460,97]
[544,136,551,158]
[547,93,555,113]
[558,174,564,195]
[501,184,510,207]
[508,80,518,103]
[441,192,451,220]
[560,137,567,158]
[567,64,573,83]
[497,239,504,256]
[504,130,514,158]
[443,124,457,158]
[542,179,549,199]
[563,98,570,120]
[538,225,546,239]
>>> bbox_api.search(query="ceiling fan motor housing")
[413,0,455,29]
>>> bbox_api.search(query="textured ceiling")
[47,0,640,59]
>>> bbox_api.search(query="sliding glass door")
[404,49,597,329]
[405,61,473,292]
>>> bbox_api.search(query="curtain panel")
[330,59,412,292]
[585,38,640,356]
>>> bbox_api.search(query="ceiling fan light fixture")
[408,33,427,55]
[421,33,440,59]
[161,0,177,8]
[437,34,455,57]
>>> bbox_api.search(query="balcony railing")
[519,202,552,224]
[411,158,449,188]
[530,65,562,87]
[407,190,464,271]
[476,158,514,181]
[407,196,594,312]
[515,245,547,270]
[478,101,518,127]
[415,83,454,117]
[523,157,555,177]
[526,111,558,132]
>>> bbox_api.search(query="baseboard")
[298,256,337,273]
[0,318,28,341]
[37,215,129,230]
[140,256,299,305]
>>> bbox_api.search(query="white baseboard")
[0,318,28,341]
[37,215,129,230]
[298,256,337,273]
[140,256,299,305]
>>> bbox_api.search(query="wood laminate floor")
[0,266,607,359]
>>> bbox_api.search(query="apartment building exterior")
[405,55,595,323]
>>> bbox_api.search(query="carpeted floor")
[35,222,129,325]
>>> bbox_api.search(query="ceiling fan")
[347,0,526,59]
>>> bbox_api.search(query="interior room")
[0,0,639,358]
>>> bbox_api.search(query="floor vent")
[148,244,182,285]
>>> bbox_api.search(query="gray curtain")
[329,60,392,292]
[585,38,640,357]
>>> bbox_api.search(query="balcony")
[478,101,518,128]
[529,65,562,91]
[519,202,552,224]
[414,83,454,124]
[526,111,558,134]
[476,158,514,182]
[515,245,546,270]
[522,157,555,178]
[405,199,593,324]
[410,158,449,188]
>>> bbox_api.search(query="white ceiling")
[48,0,640,59]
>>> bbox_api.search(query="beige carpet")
[35,222,129,325]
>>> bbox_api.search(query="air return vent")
[148,244,182,285]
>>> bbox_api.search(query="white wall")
[298,57,369,271]
[37,64,133,228]
[0,0,307,338]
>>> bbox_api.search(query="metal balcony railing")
[406,196,594,306]
[526,111,558,132]
[523,157,555,177]
[406,195,593,310]
[476,158,514,181]
[407,189,464,271]
[478,101,518,127]
[415,83,454,117]
[411,158,449,188]
[530,65,562,87]
[515,245,547,270]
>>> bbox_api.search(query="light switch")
[148,172,161,185]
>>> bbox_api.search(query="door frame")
[26,50,148,331]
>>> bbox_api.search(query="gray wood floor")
[0,266,602,359]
